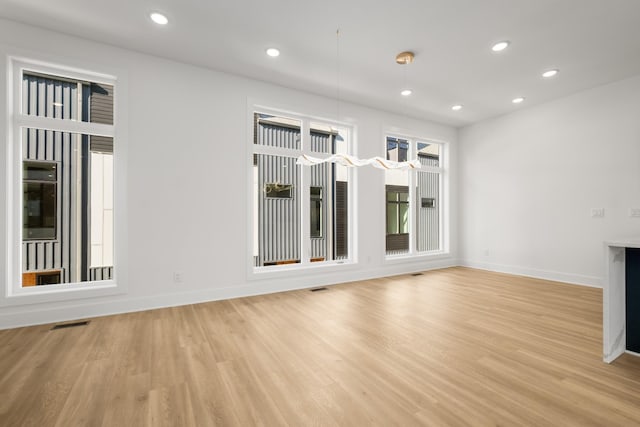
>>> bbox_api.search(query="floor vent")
[411,272,423,276]
[51,320,90,330]
[310,287,328,292]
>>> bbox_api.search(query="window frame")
[3,56,126,305]
[248,104,355,277]
[384,132,447,260]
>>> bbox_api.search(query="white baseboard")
[0,258,457,330]
[460,260,602,288]
[2,258,603,330]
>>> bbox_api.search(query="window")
[310,187,323,238]
[421,198,436,208]
[265,182,294,198]
[386,187,409,235]
[9,61,117,292]
[385,135,444,257]
[252,112,351,268]
[23,161,58,240]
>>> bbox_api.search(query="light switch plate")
[630,208,640,218]
[591,208,605,218]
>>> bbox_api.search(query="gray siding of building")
[256,153,300,265]
[417,155,440,252]
[89,83,114,153]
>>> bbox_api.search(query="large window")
[9,61,116,290]
[251,111,351,269]
[385,135,443,257]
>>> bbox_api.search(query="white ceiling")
[2,0,640,127]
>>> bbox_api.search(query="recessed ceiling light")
[266,48,280,57]
[401,89,412,96]
[542,69,559,78]
[451,104,463,111]
[492,41,510,52]
[150,12,169,25]
[512,97,525,104]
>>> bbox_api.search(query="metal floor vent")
[51,320,90,330]
[310,287,328,292]
[411,272,424,276]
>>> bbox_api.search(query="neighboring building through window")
[252,112,351,268]
[385,135,443,257]
[15,68,115,287]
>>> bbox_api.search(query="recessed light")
[451,104,463,111]
[266,48,280,57]
[492,41,510,52]
[150,12,169,25]
[542,69,559,78]
[512,97,525,104]
[401,89,412,96]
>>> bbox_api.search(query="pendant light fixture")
[397,51,415,96]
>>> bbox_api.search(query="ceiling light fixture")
[452,104,463,111]
[512,97,525,104]
[401,89,412,96]
[395,51,415,65]
[150,12,169,25]
[542,69,559,78]
[492,41,510,52]
[266,48,280,57]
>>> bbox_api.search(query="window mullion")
[300,119,311,265]
[16,115,115,138]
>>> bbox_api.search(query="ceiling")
[2,0,640,127]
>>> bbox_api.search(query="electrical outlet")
[590,208,605,218]
[483,249,490,256]
[630,208,640,218]
[173,272,183,283]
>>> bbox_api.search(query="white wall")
[459,75,640,286]
[0,19,458,329]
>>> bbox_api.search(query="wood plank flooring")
[1,267,640,426]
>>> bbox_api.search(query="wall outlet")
[630,208,640,218]
[591,208,605,218]
[173,272,183,283]
[483,249,490,256]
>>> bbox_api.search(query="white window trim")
[383,130,450,262]
[246,103,357,280]
[2,56,127,306]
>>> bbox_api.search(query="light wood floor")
[1,267,640,426]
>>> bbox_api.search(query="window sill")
[249,259,358,281]
[384,250,450,264]
[3,280,125,307]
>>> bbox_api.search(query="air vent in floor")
[51,320,90,330]
[310,287,328,292]
[411,272,423,276]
